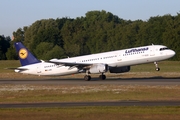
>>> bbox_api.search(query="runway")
[0,77,180,85]
[0,101,180,108]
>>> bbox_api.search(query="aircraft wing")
[49,59,92,69]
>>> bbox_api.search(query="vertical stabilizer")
[14,42,40,66]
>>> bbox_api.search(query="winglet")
[14,42,41,66]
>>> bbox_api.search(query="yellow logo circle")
[19,48,28,59]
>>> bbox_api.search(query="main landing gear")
[84,73,106,81]
[99,73,106,80]
[84,75,91,81]
[154,62,160,71]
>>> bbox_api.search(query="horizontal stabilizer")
[15,68,29,72]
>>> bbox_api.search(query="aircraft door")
[117,53,122,61]
[37,64,41,74]
[150,46,155,56]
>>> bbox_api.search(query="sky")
[1,0,180,37]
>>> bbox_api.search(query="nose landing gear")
[154,62,160,71]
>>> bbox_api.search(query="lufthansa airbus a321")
[14,42,175,81]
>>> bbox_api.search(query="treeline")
[0,35,11,60]
[1,10,180,60]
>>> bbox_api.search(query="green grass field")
[0,85,180,103]
[0,60,179,120]
[0,106,180,120]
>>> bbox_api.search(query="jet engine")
[109,66,130,73]
[89,64,108,74]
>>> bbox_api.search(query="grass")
[0,60,20,73]
[0,106,180,120]
[130,61,180,72]
[0,85,179,103]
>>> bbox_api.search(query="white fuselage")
[15,45,175,76]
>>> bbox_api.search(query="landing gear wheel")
[156,67,160,71]
[99,75,106,80]
[84,75,91,81]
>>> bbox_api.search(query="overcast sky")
[1,0,180,37]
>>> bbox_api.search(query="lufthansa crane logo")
[19,48,28,59]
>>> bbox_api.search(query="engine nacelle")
[109,66,130,73]
[89,64,108,74]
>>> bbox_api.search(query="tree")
[34,42,54,60]
[45,45,65,59]
[6,43,18,60]
[12,28,24,42]
[8,10,180,60]
[0,35,10,60]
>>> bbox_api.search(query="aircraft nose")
[170,50,176,57]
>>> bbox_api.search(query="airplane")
[14,42,175,81]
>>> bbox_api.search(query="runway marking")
[0,101,180,108]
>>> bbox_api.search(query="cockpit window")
[160,47,169,51]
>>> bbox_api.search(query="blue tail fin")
[14,42,41,66]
